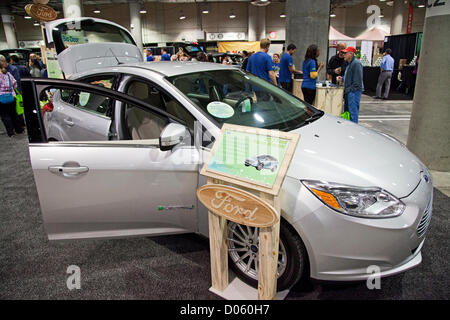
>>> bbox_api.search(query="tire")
[256,164,263,171]
[228,219,308,291]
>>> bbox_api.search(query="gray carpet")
[0,130,449,300]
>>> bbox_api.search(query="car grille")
[417,199,432,238]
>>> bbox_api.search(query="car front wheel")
[227,220,308,291]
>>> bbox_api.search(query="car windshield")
[168,69,319,130]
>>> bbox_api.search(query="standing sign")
[198,124,299,300]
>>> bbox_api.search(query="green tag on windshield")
[241,98,251,113]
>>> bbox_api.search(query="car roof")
[116,61,236,77]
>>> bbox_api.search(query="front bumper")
[282,175,433,282]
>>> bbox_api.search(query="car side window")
[124,103,168,140]
[126,79,196,132]
[73,91,112,117]
[60,89,73,103]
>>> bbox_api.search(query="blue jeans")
[344,90,362,123]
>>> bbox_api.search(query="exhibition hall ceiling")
[1,0,426,17]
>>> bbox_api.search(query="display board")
[201,124,300,196]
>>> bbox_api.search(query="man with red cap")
[337,46,363,123]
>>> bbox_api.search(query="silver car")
[21,18,433,291]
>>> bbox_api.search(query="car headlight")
[301,180,406,218]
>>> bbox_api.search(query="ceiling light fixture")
[93,8,101,14]
[330,10,336,17]
[139,2,146,14]
[280,12,286,18]
[418,3,425,8]
[179,11,186,20]
[229,10,236,19]
[33,21,40,26]
[24,15,31,19]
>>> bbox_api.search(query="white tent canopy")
[329,26,354,41]
[355,27,389,41]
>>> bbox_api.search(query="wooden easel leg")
[258,193,280,300]
[208,211,229,291]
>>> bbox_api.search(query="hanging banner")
[406,3,414,34]
[360,41,373,66]
[218,41,260,54]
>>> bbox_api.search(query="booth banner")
[218,41,260,54]
[346,41,357,49]
[426,0,450,18]
[207,32,246,41]
[360,41,373,66]
[18,40,45,48]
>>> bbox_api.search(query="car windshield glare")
[168,70,314,130]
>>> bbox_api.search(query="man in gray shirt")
[337,46,364,123]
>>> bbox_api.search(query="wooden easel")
[198,124,299,300]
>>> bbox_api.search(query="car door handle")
[49,164,89,177]
[63,118,74,126]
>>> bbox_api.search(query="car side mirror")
[159,123,191,151]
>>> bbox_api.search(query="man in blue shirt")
[375,48,394,100]
[146,49,154,62]
[337,46,363,123]
[161,49,171,61]
[279,43,302,92]
[246,38,277,85]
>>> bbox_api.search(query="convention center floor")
[0,96,448,299]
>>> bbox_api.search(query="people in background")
[9,55,31,81]
[337,46,364,123]
[375,48,394,100]
[241,50,249,71]
[327,42,347,84]
[0,55,23,137]
[161,49,171,61]
[272,53,281,84]
[0,55,21,93]
[180,53,190,61]
[301,44,324,104]
[279,43,302,92]
[246,38,277,85]
[29,58,42,78]
[196,52,208,62]
[146,49,154,62]
[29,53,44,69]
[222,54,232,65]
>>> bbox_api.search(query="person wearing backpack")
[0,55,24,137]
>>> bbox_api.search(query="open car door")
[22,78,199,240]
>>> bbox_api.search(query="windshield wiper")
[302,111,324,124]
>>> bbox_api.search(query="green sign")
[207,128,290,187]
